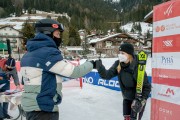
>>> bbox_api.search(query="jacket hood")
[26,33,57,52]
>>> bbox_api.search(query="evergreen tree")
[138,22,142,34]
[1,0,165,34]
[68,25,81,46]
[62,27,69,46]
[146,29,151,39]
[116,24,122,33]
[46,15,51,19]
[21,20,35,45]
[131,27,135,33]
[0,7,6,18]
[57,16,69,28]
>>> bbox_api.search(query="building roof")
[0,26,24,39]
[143,0,171,23]
[144,10,153,23]
[89,33,136,44]
[0,25,22,33]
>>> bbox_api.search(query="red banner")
[152,0,180,120]
[151,98,180,120]
[153,35,180,53]
[153,1,180,22]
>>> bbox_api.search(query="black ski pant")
[26,111,59,120]
[123,99,146,120]
[0,80,10,119]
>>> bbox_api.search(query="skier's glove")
[94,59,102,70]
[89,60,96,69]
[131,97,146,113]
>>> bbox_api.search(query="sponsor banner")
[151,98,180,120]
[152,1,180,120]
[153,34,180,53]
[151,83,180,105]
[152,68,180,87]
[83,71,152,91]
[16,61,21,72]
[153,1,180,22]
[152,52,180,70]
[153,16,180,38]
[83,72,120,91]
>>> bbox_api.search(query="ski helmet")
[35,19,64,35]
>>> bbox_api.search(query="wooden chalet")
[89,33,139,57]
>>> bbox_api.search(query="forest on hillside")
[0,0,164,31]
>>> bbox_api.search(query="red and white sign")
[153,1,180,22]
[153,35,180,53]
[152,84,180,104]
[152,0,180,120]
[151,98,180,120]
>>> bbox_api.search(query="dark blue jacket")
[20,33,93,112]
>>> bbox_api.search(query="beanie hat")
[119,43,134,56]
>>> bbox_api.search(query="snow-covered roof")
[89,38,101,44]
[89,33,134,44]
[0,15,46,30]
[65,46,95,51]
[0,10,70,30]
[0,26,22,33]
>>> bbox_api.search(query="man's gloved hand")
[131,97,146,113]
[90,60,96,69]
[94,59,102,70]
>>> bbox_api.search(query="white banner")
[151,83,180,105]
[152,52,180,69]
[153,16,180,38]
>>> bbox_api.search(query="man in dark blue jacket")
[20,19,95,120]
[5,55,21,91]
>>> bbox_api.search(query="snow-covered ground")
[59,82,151,120]
[7,81,151,120]
[60,56,152,120]
[7,57,152,120]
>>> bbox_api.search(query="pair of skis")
[135,51,147,120]
[136,51,147,95]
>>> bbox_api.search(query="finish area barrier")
[83,71,152,91]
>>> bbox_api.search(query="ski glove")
[89,60,96,69]
[94,59,102,70]
[131,97,146,113]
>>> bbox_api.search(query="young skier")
[94,43,151,120]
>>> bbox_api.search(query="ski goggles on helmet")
[35,23,64,32]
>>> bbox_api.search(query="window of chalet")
[106,41,112,47]
[98,42,102,48]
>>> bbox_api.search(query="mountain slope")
[0,0,164,31]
